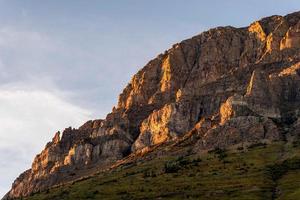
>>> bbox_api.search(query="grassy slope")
[22,141,300,200]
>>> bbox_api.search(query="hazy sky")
[0,0,299,197]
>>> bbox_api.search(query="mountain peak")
[3,11,300,200]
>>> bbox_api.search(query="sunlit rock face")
[132,101,200,151]
[280,21,300,50]
[4,11,300,200]
[131,12,300,152]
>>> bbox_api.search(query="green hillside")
[22,140,300,200]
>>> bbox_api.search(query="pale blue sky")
[0,0,299,197]
[0,0,299,116]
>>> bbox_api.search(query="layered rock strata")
[4,11,300,199]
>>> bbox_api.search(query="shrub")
[143,169,156,178]
[248,142,266,149]
[164,156,202,173]
[266,158,300,181]
[237,146,244,151]
[210,147,227,161]
[164,160,181,173]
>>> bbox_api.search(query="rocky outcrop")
[280,21,300,50]
[132,101,200,151]
[4,11,300,200]
[194,116,280,150]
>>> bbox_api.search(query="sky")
[0,0,299,197]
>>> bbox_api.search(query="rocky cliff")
[3,11,300,199]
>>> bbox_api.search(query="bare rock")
[4,11,300,200]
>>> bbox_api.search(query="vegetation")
[21,141,300,200]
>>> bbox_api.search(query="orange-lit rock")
[4,11,300,200]
[280,21,300,50]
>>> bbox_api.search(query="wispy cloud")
[0,27,61,81]
[0,87,92,197]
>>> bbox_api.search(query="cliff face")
[4,11,300,199]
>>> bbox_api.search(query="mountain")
[3,11,300,200]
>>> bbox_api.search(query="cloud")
[0,27,57,51]
[0,27,61,81]
[0,26,122,117]
[0,87,92,197]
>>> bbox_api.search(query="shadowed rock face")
[3,11,300,199]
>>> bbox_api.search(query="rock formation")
[3,11,300,199]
